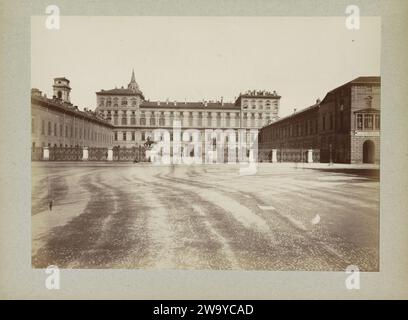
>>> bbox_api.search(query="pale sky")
[31,16,380,117]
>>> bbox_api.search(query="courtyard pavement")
[31,162,379,271]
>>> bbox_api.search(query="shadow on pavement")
[307,168,380,180]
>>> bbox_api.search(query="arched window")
[57,91,62,99]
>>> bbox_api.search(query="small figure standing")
[49,200,53,211]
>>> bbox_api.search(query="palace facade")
[95,70,281,147]
[258,76,381,164]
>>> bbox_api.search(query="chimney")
[294,108,297,113]
[166,98,169,105]
[174,101,177,106]
[316,98,321,104]
[221,96,224,106]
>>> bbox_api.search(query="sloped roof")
[31,94,113,128]
[326,76,380,95]
[96,88,144,97]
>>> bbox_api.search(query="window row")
[103,112,272,127]
[356,113,380,130]
[99,97,138,107]
[33,118,111,143]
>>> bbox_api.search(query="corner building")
[258,76,381,164]
[31,78,113,149]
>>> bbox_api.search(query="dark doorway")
[363,140,375,163]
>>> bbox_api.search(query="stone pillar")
[126,110,131,125]
[82,147,89,161]
[174,111,180,126]
[211,112,217,128]
[202,112,208,128]
[192,111,199,127]
[271,149,277,163]
[230,113,236,128]
[43,147,49,160]
[254,113,260,128]
[107,147,113,161]
[307,149,313,163]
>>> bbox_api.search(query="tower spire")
[131,68,136,83]
[128,68,139,91]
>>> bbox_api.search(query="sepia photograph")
[30,16,381,272]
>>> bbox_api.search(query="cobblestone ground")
[31,162,379,271]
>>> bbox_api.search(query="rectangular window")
[131,117,136,125]
[54,123,57,136]
[375,114,380,130]
[159,117,165,126]
[48,121,52,135]
[60,124,63,137]
[114,132,118,141]
[122,117,127,125]
[329,114,333,130]
[357,114,363,130]
[131,132,135,141]
[322,115,326,131]
[123,132,126,141]
[364,114,373,130]
[141,132,145,141]
[32,118,35,134]
[66,125,68,138]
